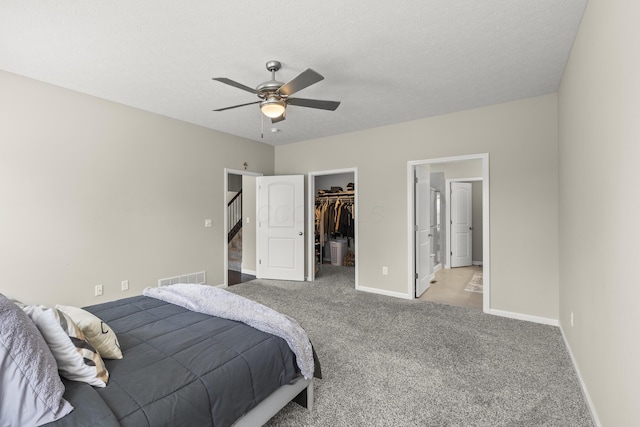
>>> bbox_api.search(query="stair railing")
[228,190,243,243]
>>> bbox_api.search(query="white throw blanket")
[143,283,314,379]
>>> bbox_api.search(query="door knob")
[299,232,303,236]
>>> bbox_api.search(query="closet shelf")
[316,191,354,199]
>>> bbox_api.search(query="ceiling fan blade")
[212,77,258,94]
[213,101,260,112]
[286,97,341,111]
[277,69,324,97]
[271,114,286,124]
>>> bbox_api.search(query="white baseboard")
[241,268,257,276]
[559,323,602,427]
[487,308,559,326]
[443,262,482,268]
[356,284,412,300]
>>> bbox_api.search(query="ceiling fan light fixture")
[260,96,286,118]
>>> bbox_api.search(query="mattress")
[46,295,300,427]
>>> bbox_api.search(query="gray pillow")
[0,294,74,426]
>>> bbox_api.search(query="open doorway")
[307,168,358,286]
[224,168,262,286]
[407,154,490,312]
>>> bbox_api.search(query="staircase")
[227,189,243,272]
[228,223,243,272]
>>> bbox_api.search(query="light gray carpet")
[229,266,594,427]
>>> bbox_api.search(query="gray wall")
[431,160,482,178]
[558,0,640,425]
[276,94,559,319]
[0,70,560,323]
[0,71,274,307]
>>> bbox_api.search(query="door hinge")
[259,260,262,265]
[415,273,419,280]
[415,177,418,184]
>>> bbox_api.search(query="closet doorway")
[407,154,490,312]
[307,168,358,286]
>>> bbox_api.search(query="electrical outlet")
[570,311,574,327]
[382,266,388,275]
[95,285,103,297]
[204,219,212,228]
[121,280,129,291]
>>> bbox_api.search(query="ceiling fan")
[212,60,340,123]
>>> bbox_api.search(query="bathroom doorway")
[407,154,490,312]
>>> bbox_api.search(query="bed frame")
[233,376,313,426]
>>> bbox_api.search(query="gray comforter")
[143,284,315,379]
[45,295,304,427]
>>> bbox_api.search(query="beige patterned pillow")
[56,305,122,359]
[23,305,109,387]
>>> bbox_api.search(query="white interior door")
[450,182,472,267]
[257,175,305,281]
[415,165,431,297]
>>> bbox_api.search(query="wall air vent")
[158,271,206,287]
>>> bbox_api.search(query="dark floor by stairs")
[228,270,255,286]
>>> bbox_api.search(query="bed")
[0,287,320,427]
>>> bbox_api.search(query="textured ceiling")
[0,1,587,146]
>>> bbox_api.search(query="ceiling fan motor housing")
[256,80,285,99]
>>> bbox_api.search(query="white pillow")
[55,305,123,360]
[23,305,109,387]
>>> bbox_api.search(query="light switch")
[204,219,212,228]
[246,217,250,224]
